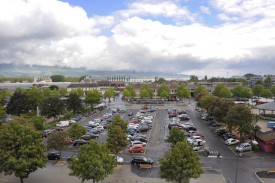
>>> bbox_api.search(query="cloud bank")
[0,0,275,77]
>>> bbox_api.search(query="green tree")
[159,141,203,183]
[156,77,166,84]
[104,88,115,102]
[271,86,275,96]
[111,115,128,133]
[225,104,254,142]
[177,84,190,102]
[194,85,209,101]
[41,96,65,118]
[264,76,272,88]
[42,87,52,98]
[31,116,46,131]
[59,87,68,97]
[0,89,12,105]
[26,87,43,111]
[67,93,83,113]
[232,85,252,99]
[122,89,131,99]
[85,90,101,108]
[0,105,6,118]
[212,84,232,98]
[125,85,136,98]
[106,125,128,157]
[189,75,199,82]
[50,89,60,97]
[253,84,264,97]
[212,99,234,122]
[165,128,186,147]
[68,123,86,139]
[197,95,217,113]
[157,84,170,99]
[51,75,65,82]
[69,141,115,183]
[49,85,59,91]
[260,89,273,98]
[0,121,47,183]
[140,84,153,98]
[6,91,31,115]
[47,131,69,155]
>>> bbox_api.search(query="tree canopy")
[107,124,128,155]
[47,131,69,155]
[68,123,86,139]
[212,84,232,98]
[253,84,264,97]
[165,128,186,147]
[67,93,83,113]
[157,84,170,99]
[159,141,203,183]
[51,75,65,82]
[41,96,65,118]
[85,90,101,108]
[225,104,254,141]
[6,91,31,115]
[260,89,273,98]
[177,84,190,101]
[194,85,209,101]
[69,141,115,183]
[140,84,153,98]
[0,121,47,183]
[232,85,252,99]
[104,88,116,102]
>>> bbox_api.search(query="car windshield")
[143,157,148,161]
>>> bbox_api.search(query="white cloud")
[0,0,275,77]
[200,6,211,15]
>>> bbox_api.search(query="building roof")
[256,130,275,142]
[255,101,275,111]
[67,83,98,88]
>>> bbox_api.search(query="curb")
[255,170,264,183]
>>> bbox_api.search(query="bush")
[252,143,260,152]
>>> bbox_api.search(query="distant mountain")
[0,63,189,79]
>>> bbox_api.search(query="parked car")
[130,136,148,143]
[225,138,240,146]
[56,121,69,127]
[139,125,150,132]
[235,143,252,152]
[128,112,134,116]
[216,129,227,136]
[110,154,124,164]
[185,126,197,132]
[81,134,93,141]
[131,140,147,147]
[47,150,61,160]
[129,144,145,153]
[179,114,190,120]
[86,133,99,139]
[131,156,153,165]
[222,133,236,140]
[73,139,88,146]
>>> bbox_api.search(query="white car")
[110,154,124,164]
[96,125,104,132]
[225,138,240,146]
[131,140,147,146]
[88,121,99,126]
[191,139,205,146]
[187,136,202,143]
[93,118,101,123]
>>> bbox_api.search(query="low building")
[256,130,275,152]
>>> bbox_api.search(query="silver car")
[235,143,252,152]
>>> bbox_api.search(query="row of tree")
[0,114,130,183]
[1,86,119,119]
[195,86,256,141]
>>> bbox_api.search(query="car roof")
[133,156,145,159]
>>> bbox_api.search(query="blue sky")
[0,0,274,77]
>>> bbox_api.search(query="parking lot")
[5,96,274,183]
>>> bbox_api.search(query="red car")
[129,144,145,153]
[142,105,149,110]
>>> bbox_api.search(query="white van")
[56,121,70,127]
